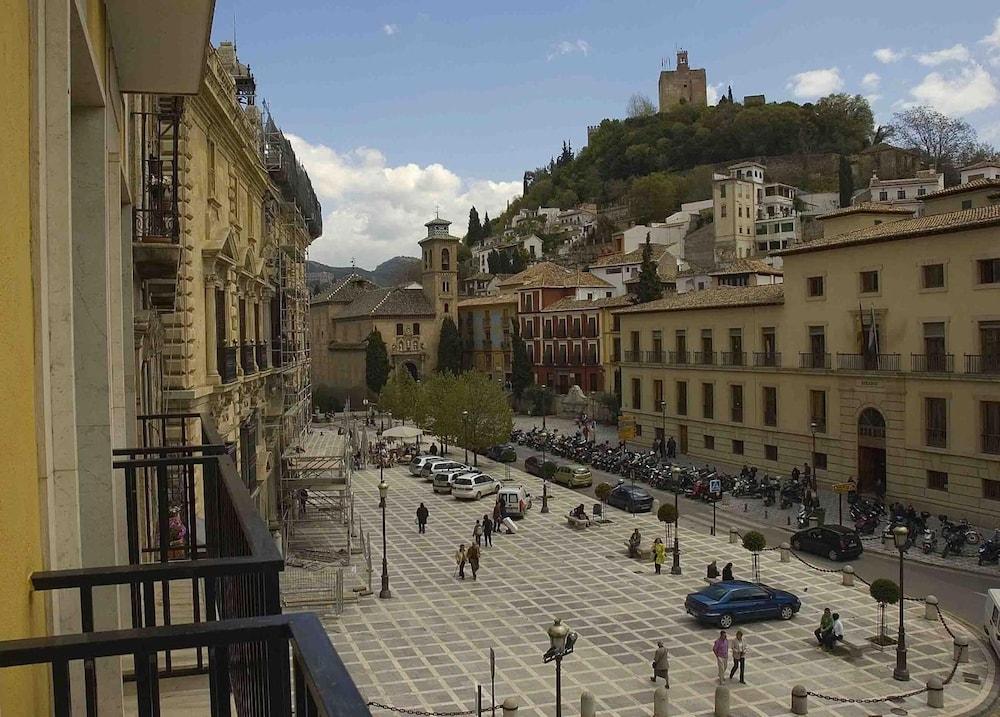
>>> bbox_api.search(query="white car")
[421,459,467,481]
[451,473,502,500]
[409,455,447,477]
[432,468,478,494]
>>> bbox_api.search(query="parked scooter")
[978,529,1000,565]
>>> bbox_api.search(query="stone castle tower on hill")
[658,50,707,111]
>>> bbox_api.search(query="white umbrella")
[381,425,424,440]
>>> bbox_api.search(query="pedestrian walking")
[416,502,429,534]
[791,465,801,483]
[492,500,502,530]
[722,562,734,581]
[653,538,666,574]
[667,436,677,459]
[728,630,746,684]
[473,519,483,546]
[814,607,833,646]
[466,543,481,580]
[651,641,670,687]
[712,631,729,684]
[482,514,493,547]
[455,544,467,580]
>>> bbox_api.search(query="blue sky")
[211,1,1000,268]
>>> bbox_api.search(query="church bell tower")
[419,215,460,323]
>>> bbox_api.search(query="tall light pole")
[671,466,682,575]
[659,400,667,463]
[810,419,818,488]
[462,410,470,465]
[541,384,548,432]
[378,476,391,599]
[892,526,909,681]
[543,619,577,717]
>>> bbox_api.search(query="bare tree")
[626,93,656,118]
[889,106,977,169]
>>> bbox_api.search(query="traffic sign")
[709,478,722,494]
[618,415,636,441]
[832,482,854,494]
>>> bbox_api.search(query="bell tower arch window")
[441,248,451,271]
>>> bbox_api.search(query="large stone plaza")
[321,456,996,717]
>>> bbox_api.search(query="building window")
[654,380,664,406]
[925,397,947,448]
[720,185,726,198]
[396,323,404,336]
[813,452,827,470]
[809,326,826,363]
[444,303,449,313]
[897,189,906,200]
[983,401,1000,454]
[860,270,880,294]
[704,435,715,449]
[413,323,420,336]
[589,373,599,391]
[763,386,777,427]
[807,276,824,297]
[978,258,1000,284]
[764,444,778,461]
[442,281,449,292]
[962,199,973,210]
[922,263,945,289]
[918,187,926,196]
[631,378,642,410]
[730,384,743,423]
[441,248,451,270]
[781,222,794,233]
[732,439,744,455]
[635,424,643,437]
[207,139,217,198]
[720,204,727,218]
[676,381,688,415]
[927,470,948,492]
[879,190,888,201]
[702,383,714,420]
[809,390,827,432]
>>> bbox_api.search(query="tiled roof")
[336,287,436,319]
[311,274,378,304]
[960,160,1000,172]
[921,178,1000,200]
[614,284,785,314]
[777,204,1000,256]
[816,202,914,220]
[457,293,518,308]
[497,262,613,289]
[496,262,569,288]
[708,259,783,277]
[589,243,670,267]
[542,295,635,312]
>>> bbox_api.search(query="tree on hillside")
[814,94,875,156]
[482,211,491,238]
[466,206,483,245]
[626,93,656,118]
[592,215,617,245]
[838,154,854,208]
[633,233,663,304]
[365,330,389,395]
[890,106,977,169]
[436,317,463,375]
[628,173,680,224]
[510,318,533,398]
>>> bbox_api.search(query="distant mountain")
[306,256,422,292]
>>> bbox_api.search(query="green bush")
[657,503,678,524]
[742,531,766,553]
[869,579,900,605]
[595,482,613,502]
[541,461,557,480]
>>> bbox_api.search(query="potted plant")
[742,530,767,583]
[868,578,900,649]
[657,502,678,548]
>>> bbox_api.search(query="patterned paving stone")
[324,461,997,717]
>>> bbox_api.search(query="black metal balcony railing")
[0,413,370,716]
[925,428,947,448]
[220,346,238,383]
[256,342,269,370]
[670,350,690,365]
[271,341,284,368]
[645,350,665,365]
[799,352,831,369]
[911,353,953,373]
[837,353,901,371]
[810,418,827,433]
[555,328,567,339]
[966,354,1000,374]
[984,433,1000,455]
[133,103,181,245]
[694,351,716,366]
[624,350,642,363]
[721,351,746,367]
[570,327,582,338]
[584,354,599,366]
[242,344,257,375]
[753,351,781,367]
[543,355,554,366]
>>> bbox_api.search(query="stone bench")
[567,514,591,529]
[826,638,868,659]
[624,541,653,560]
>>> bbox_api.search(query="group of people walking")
[651,435,677,460]
[651,630,748,688]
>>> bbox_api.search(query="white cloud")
[382,23,399,36]
[982,121,1000,144]
[916,43,971,66]
[874,47,904,64]
[786,68,843,98]
[981,18,1000,49]
[864,94,883,105]
[910,63,999,115]
[706,83,724,105]
[547,39,590,61]
[861,72,881,90]
[287,135,521,268]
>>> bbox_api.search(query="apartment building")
[616,195,1000,525]
[458,293,519,382]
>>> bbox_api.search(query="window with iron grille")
[860,270,880,294]
[763,386,777,427]
[731,439,744,455]
[922,263,945,289]
[703,434,715,449]
[730,384,743,423]
[979,258,1000,284]
[764,444,778,461]
[924,397,947,448]
[927,470,948,492]
[702,383,714,420]
[984,478,1000,501]
[676,381,688,415]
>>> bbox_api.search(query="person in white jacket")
[728,630,747,683]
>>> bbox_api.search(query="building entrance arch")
[403,361,419,381]
[857,407,886,495]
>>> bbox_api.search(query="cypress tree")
[466,206,482,245]
[365,329,390,394]
[633,232,663,303]
[838,154,854,208]
[436,317,463,375]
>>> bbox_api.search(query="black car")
[487,444,518,463]
[524,455,555,477]
[607,483,654,513]
[791,524,863,561]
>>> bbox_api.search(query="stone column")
[953,636,969,663]
[580,690,596,717]
[926,677,944,709]
[842,565,854,586]
[924,595,939,620]
[791,685,808,715]
[205,275,219,382]
[653,686,669,717]
[502,698,519,717]
[780,542,790,562]
[714,685,729,717]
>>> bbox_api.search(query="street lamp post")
[543,619,577,717]
[463,410,470,465]
[670,466,682,575]
[892,526,910,681]
[378,476,391,599]
[810,418,818,482]
[659,400,667,464]
[541,384,548,432]
[541,387,550,513]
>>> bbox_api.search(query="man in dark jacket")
[416,503,429,534]
[482,514,493,547]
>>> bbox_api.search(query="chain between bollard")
[805,655,961,703]
[785,549,928,602]
[367,702,501,716]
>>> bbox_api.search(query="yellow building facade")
[617,202,1000,525]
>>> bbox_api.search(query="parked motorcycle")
[977,529,1000,565]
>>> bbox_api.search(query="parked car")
[410,455,440,477]
[487,444,518,463]
[498,485,532,518]
[552,464,593,488]
[433,468,478,495]
[451,473,502,500]
[421,459,467,481]
[685,581,801,628]
[606,482,653,513]
[524,455,555,478]
[791,524,863,561]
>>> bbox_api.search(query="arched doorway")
[857,408,886,495]
[404,361,419,381]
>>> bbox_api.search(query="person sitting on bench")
[706,560,720,581]
[628,529,642,558]
[823,613,844,650]
[571,504,589,521]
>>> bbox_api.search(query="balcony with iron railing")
[255,342,269,370]
[753,351,781,368]
[911,353,953,373]
[925,428,948,448]
[0,413,369,716]
[623,350,642,363]
[694,351,716,366]
[219,345,238,383]
[542,327,553,339]
[570,327,582,339]
[241,344,257,375]
[799,352,831,370]
[984,433,1000,454]
[554,327,567,339]
[837,353,901,372]
[645,351,666,365]
[721,351,746,367]
[965,354,1000,375]
[584,326,599,338]
[670,350,690,365]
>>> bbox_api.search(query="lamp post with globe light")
[542,618,577,717]
[671,465,682,575]
[378,477,391,599]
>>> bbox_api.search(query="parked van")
[985,589,1000,659]
[433,468,475,495]
[553,464,593,488]
[498,485,532,518]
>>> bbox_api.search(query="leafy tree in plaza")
[838,154,854,208]
[869,578,900,646]
[742,530,767,583]
[657,502,678,545]
[523,384,554,419]
[436,317,463,375]
[466,206,483,245]
[312,384,342,414]
[595,482,613,520]
[365,329,389,395]
[633,233,663,304]
[378,369,419,423]
[510,319,534,399]
[457,371,514,464]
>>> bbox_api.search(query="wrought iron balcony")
[925,428,947,448]
[965,354,1000,374]
[256,342,269,370]
[542,328,553,339]
[721,351,746,367]
[694,351,716,366]
[837,353,900,372]
[645,350,665,365]
[753,351,781,368]
[670,350,690,365]
[983,433,1000,455]
[623,350,642,363]
[241,344,257,375]
[219,346,238,383]
[911,353,953,373]
[584,326,599,338]
[799,352,831,370]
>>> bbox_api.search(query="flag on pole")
[869,305,879,355]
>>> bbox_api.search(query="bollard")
[787,514,791,526]
[652,499,660,515]
[653,686,669,717]
[780,542,790,563]
[764,509,768,519]
[714,685,730,717]
[581,690,596,717]
[953,635,969,663]
[924,595,939,621]
[926,677,944,709]
[729,528,738,544]
[841,565,854,587]
[502,697,519,717]
[743,502,747,512]
[791,685,808,715]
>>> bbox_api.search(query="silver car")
[451,473,502,501]
[421,459,467,481]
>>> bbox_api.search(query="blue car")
[685,580,800,628]
[606,482,654,513]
